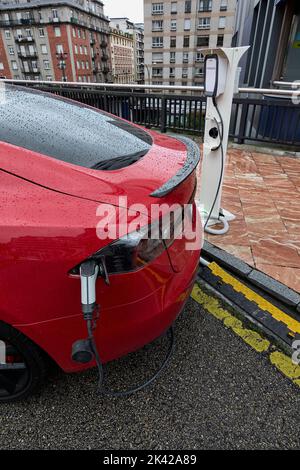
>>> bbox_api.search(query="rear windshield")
[0,85,153,170]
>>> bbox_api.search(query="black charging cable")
[86,312,175,397]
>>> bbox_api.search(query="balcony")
[0,18,36,27]
[152,9,164,15]
[15,36,35,43]
[18,51,38,59]
[22,67,40,75]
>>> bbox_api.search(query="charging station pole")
[199,47,249,230]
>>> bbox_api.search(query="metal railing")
[1,79,300,148]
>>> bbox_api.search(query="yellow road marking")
[192,283,300,388]
[191,284,270,353]
[270,351,300,387]
[209,263,300,335]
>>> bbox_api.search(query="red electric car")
[0,84,201,402]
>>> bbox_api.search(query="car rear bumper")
[16,246,200,373]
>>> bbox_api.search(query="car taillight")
[70,208,186,276]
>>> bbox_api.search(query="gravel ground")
[1,299,299,450]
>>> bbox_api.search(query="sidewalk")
[198,148,300,293]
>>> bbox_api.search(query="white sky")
[103,0,144,23]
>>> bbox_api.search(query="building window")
[152,3,164,15]
[152,67,163,77]
[84,46,87,55]
[197,36,209,47]
[41,44,48,54]
[171,2,177,14]
[171,19,177,31]
[72,28,76,38]
[152,52,163,63]
[39,28,45,37]
[217,35,224,46]
[5,30,10,39]
[75,45,78,54]
[43,60,50,70]
[198,0,212,12]
[152,20,163,31]
[56,44,63,54]
[198,17,211,29]
[54,27,61,37]
[182,67,188,78]
[220,0,228,11]
[170,36,176,48]
[79,46,83,54]
[78,29,81,38]
[8,47,14,55]
[86,61,89,69]
[185,1,191,13]
[219,16,226,29]
[0,63,4,70]
[196,52,205,62]
[11,60,18,70]
[170,51,176,63]
[25,29,32,38]
[169,67,175,77]
[184,19,191,31]
[183,36,190,47]
[46,75,52,81]
[52,9,58,18]
[195,67,204,76]
[77,60,80,69]
[183,52,189,63]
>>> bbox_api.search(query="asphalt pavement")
[0,299,299,450]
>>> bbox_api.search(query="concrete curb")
[201,241,300,313]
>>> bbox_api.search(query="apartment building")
[144,0,236,86]
[0,0,111,82]
[233,0,300,87]
[109,27,135,84]
[110,17,144,83]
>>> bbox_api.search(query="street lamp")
[56,51,68,82]
[140,62,151,86]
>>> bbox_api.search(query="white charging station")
[198,47,249,234]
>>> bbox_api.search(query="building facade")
[110,17,144,83]
[109,27,135,84]
[144,0,237,86]
[232,0,300,87]
[0,0,112,82]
